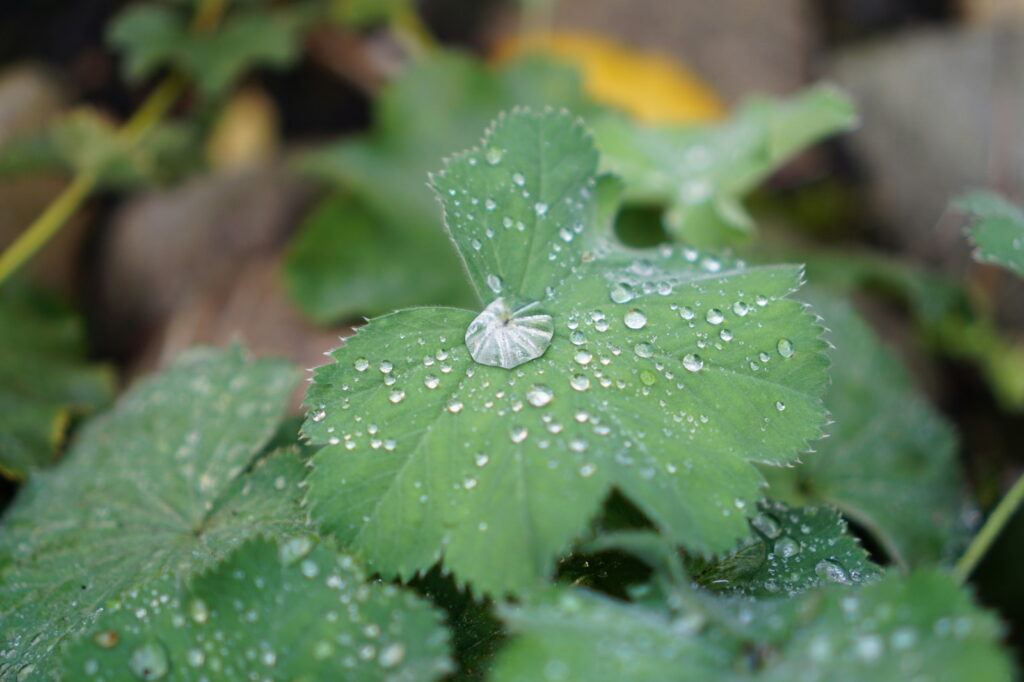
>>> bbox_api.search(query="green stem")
[954,471,1024,584]
[390,4,437,56]
[0,0,227,287]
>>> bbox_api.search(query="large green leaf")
[59,537,452,681]
[763,291,966,566]
[290,52,599,322]
[691,502,881,598]
[955,190,1024,277]
[592,85,857,247]
[0,297,113,479]
[491,571,1012,681]
[108,2,313,97]
[303,109,829,595]
[0,348,303,680]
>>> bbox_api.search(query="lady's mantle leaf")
[0,297,113,479]
[692,502,881,598]
[955,190,1024,277]
[592,85,857,247]
[59,538,452,681]
[490,571,1012,682]
[0,348,303,680]
[764,291,966,566]
[303,109,829,595]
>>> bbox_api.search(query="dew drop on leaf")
[775,536,801,558]
[527,384,554,407]
[128,640,169,680]
[777,338,795,358]
[682,354,704,372]
[623,309,648,329]
[465,297,554,369]
[706,308,725,325]
[570,374,591,391]
[610,282,634,304]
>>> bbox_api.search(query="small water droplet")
[570,374,591,391]
[379,643,406,668]
[705,308,725,325]
[424,375,440,389]
[775,401,786,411]
[474,453,490,467]
[527,385,554,407]
[534,202,549,217]
[751,512,782,539]
[679,306,695,321]
[624,309,648,330]
[634,343,654,358]
[777,338,795,358]
[354,358,369,372]
[574,351,593,365]
[610,282,634,304]
[732,301,750,316]
[815,559,851,584]
[775,536,801,558]
[682,354,704,372]
[510,426,529,443]
[486,147,503,165]
[447,400,464,414]
[512,172,526,186]
[129,641,169,680]
[389,390,406,404]
[486,274,504,293]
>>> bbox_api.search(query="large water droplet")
[777,338,795,358]
[465,298,553,370]
[682,354,704,372]
[129,641,169,680]
[815,559,851,584]
[775,536,801,558]
[705,308,725,325]
[610,282,634,304]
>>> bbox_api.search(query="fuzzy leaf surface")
[592,85,857,246]
[491,570,1011,681]
[0,297,113,479]
[0,348,303,679]
[303,109,829,595]
[59,538,452,681]
[692,502,881,598]
[290,53,598,321]
[956,190,1024,277]
[764,291,965,566]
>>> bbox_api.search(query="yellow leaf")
[494,31,726,123]
[206,87,279,170]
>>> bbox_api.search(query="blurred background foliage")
[2,0,1024,666]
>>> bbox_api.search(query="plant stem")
[0,0,229,287]
[391,4,437,56]
[954,470,1024,584]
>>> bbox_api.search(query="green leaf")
[763,290,966,566]
[59,537,453,681]
[303,109,829,595]
[331,0,410,26]
[108,3,312,97]
[0,297,113,479]
[291,52,599,321]
[491,570,1012,681]
[955,190,1024,277]
[690,502,881,598]
[0,348,303,679]
[592,85,857,247]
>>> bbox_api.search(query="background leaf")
[0,347,303,679]
[763,290,967,566]
[0,295,113,479]
[60,538,453,681]
[592,85,857,247]
[955,190,1024,277]
[491,570,1011,681]
[303,109,829,596]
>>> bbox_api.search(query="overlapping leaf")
[491,571,1011,681]
[592,85,857,246]
[0,296,113,479]
[291,53,599,322]
[59,538,452,681]
[108,1,313,97]
[303,109,829,595]
[692,502,880,597]
[764,291,966,566]
[956,190,1024,277]
[0,348,304,679]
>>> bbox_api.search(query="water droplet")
[570,374,591,391]
[379,361,394,374]
[777,338,795,358]
[815,559,851,584]
[624,309,648,330]
[465,297,553,370]
[705,308,725,325]
[474,453,490,467]
[129,641,169,680]
[527,385,554,407]
[447,400,464,414]
[634,343,654,358]
[640,370,657,385]
[732,301,751,316]
[682,354,704,372]
[189,599,209,624]
[854,634,884,662]
[354,358,369,372]
[775,537,801,558]
[463,477,478,489]
[719,329,733,342]
[510,426,529,443]
[751,513,782,539]
[186,648,205,668]
[534,202,549,216]
[775,401,786,412]
[486,274,504,294]
[424,375,440,389]
[486,147,503,165]
[378,643,406,668]
[512,172,526,186]
[679,306,695,321]
[388,390,405,404]
[574,351,593,365]
[610,282,634,304]
[579,463,596,478]
[311,409,326,423]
